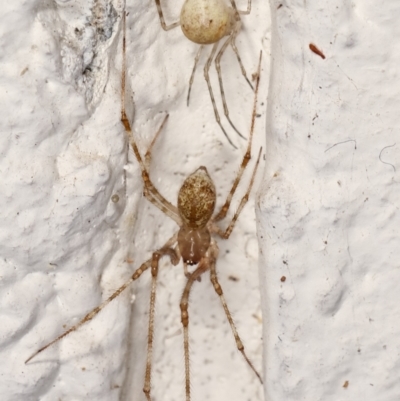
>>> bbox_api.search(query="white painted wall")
[259,1,400,400]
[0,1,269,401]
[4,1,398,401]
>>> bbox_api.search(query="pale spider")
[154,0,254,148]
[25,11,263,401]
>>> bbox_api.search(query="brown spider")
[154,0,254,148]
[25,10,263,401]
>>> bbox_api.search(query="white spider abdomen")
[180,0,234,44]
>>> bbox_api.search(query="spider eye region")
[178,226,211,265]
[180,0,233,44]
[178,166,216,228]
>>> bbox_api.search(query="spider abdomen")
[178,166,216,228]
[180,0,234,44]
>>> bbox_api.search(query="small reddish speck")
[309,43,326,59]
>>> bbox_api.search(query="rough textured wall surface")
[1,1,130,400]
[0,1,270,400]
[258,1,400,400]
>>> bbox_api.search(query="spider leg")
[143,238,179,401]
[230,0,251,15]
[187,45,204,106]
[24,241,165,364]
[213,51,262,223]
[229,30,254,91]
[215,34,246,139]
[227,1,252,90]
[154,0,180,30]
[144,113,169,170]
[121,9,181,226]
[208,241,262,383]
[215,146,261,239]
[204,42,237,149]
[180,260,208,401]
